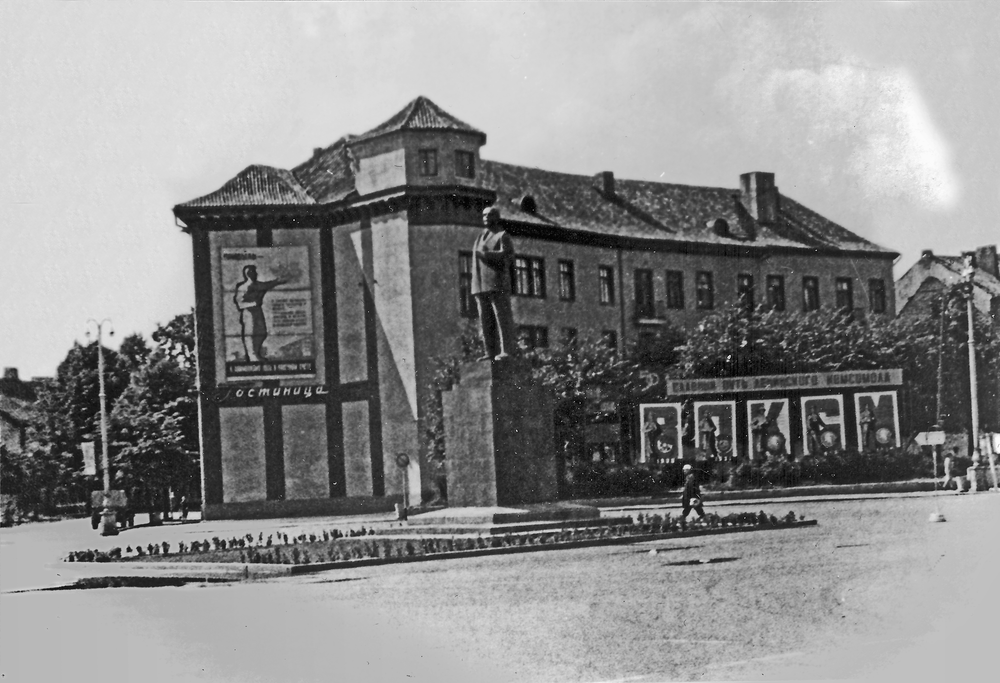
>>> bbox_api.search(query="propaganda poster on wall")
[639,403,683,464]
[801,395,845,455]
[694,401,737,461]
[854,391,901,450]
[746,399,791,460]
[221,246,316,380]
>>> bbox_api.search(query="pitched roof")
[175,97,894,255]
[179,165,315,208]
[476,161,892,253]
[930,255,1000,296]
[351,96,485,144]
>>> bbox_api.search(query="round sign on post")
[395,453,410,469]
[395,453,410,521]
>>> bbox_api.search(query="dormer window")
[419,149,438,176]
[455,150,475,179]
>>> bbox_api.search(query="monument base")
[442,358,558,507]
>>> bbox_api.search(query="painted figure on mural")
[234,265,286,361]
[806,405,827,453]
[643,417,662,464]
[699,413,718,460]
[859,404,876,450]
[750,406,772,461]
[472,206,516,361]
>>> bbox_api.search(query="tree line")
[1,313,199,519]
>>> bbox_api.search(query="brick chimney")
[739,172,780,224]
[975,245,998,278]
[3,368,18,381]
[594,171,615,197]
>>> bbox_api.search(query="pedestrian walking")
[681,464,705,520]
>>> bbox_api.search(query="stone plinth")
[442,359,558,507]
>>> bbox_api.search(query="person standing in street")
[681,464,705,520]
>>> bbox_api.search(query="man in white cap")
[681,464,705,520]
[471,206,516,361]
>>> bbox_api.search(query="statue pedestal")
[442,359,558,507]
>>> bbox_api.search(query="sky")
[2,1,998,380]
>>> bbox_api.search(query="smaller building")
[0,368,37,453]
[896,245,1000,328]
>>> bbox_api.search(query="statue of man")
[472,206,515,361]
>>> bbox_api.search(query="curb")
[48,520,818,584]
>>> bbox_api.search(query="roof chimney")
[975,245,998,278]
[3,368,18,381]
[739,172,779,224]
[921,249,934,261]
[594,171,615,197]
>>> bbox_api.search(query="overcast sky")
[2,1,997,379]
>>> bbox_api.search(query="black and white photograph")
[2,2,998,682]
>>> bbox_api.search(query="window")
[835,278,853,311]
[512,256,546,298]
[602,329,618,351]
[558,260,576,301]
[634,269,655,318]
[455,150,475,179]
[560,327,578,347]
[802,276,820,312]
[665,270,684,309]
[766,274,785,311]
[418,149,438,176]
[696,271,714,310]
[868,278,886,314]
[598,266,615,305]
[517,325,548,350]
[737,273,754,310]
[458,251,476,318]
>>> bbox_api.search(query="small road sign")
[915,431,946,446]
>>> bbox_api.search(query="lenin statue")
[472,206,516,361]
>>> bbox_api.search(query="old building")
[896,245,1000,328]
[175,96,897,519]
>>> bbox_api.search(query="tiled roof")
[291,137,359,205]
[179,165,315,208]
[477,161,893,254]
[934,256,1000,296]
[351,96,485,144]
[175,98,894,255]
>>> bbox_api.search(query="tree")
[28,342,132,510]
[110,313,199,512]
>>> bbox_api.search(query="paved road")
[2,494,997,682]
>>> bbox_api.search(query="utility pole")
[87,319,117,536]
[959,256,980,460]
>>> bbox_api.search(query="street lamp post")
[87,318,117,536]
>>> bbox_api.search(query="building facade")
[896,245,1000,329]
[175,97,897,519]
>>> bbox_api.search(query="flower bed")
[65,510,811,567]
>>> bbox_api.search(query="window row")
[458,253,887,317]
[635,270,887,315]
[418,149,476,179]
[517,325,618,351]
